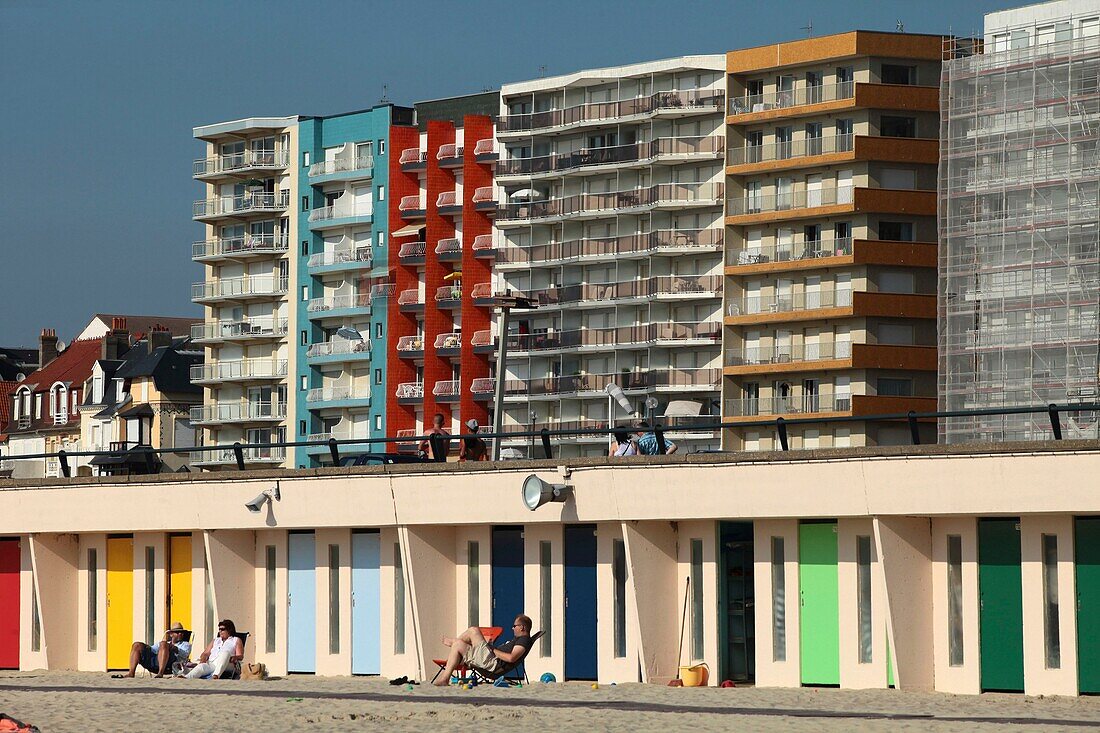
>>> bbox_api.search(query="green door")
[978,518,1023,692]
[799,521,839,685]
[1076,517,1100,693]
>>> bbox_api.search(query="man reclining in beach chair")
[124,622,192,678]
[433,614,534,686]
[185,619,244,679]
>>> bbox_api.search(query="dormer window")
[50,383,68,425]
[92,371,104,403]
[115,378,125,404]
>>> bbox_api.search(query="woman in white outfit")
[186,619,243,679]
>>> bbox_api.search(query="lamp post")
[491,294,539,460]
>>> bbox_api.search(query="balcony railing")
[471,234,495,251]
[193,149,289,177]
[727,133,854,166]
[725,394,852,417]
[500,419,609,436]
[398,241,427,259]
[728,237,853,266]
[308,247,373,268]
[435,238,462,255]
[471,377,495,394]
[396,335,424,352]
[508,321,721,352]
[399,194,425,212]
[504,367,719,396]
[472,186,496,203]
[497,182,723,222]
[308,155,374,178]
[728,80,855,115]
[436,285,462,302]
[190,402,287,423]
[191,447,286,465]
[371,283,396,298]
[398,289,424,306]
[497,135,725,176]
[498,88,725,133]
[193,191,290,218]
[307,293,372,312]
[435,332,462,349]
[497,228,722,266]
[470,282,494,300]
[191,317,288,341]
[522,274,722,307]
[307,386,370,403]
[309,204,373,222]
[306,339,371,357]
[191,276,289,301]
[437,144,461,160]
[727,289,853,316]
[193,234,288,260]
[396,382,424,399]
[433,380,460,397]
[437,191,459,207]
[473,139,495,156]
[471,329,494,347]
[399,147,426,164]
[190,359,289,382]
[725,341,852,366]
[727,185,852,216]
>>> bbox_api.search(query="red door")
[0,538,19,668]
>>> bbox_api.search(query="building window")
[265,545,277,653]
[374,415,382,431]
[394,542,405,654]
[613,539,627,658]
[377,185,385,201]
[771,536,787,661]
[947,535,964,666]
[378,139,385,155]
[375,369,382,385]
[690,538,704,661]
[1042,534,1060,669]
[302,196,310,212]
[303,151,310,167]
[301,286,308,302]
[880,115,916,139]
[857,535,873,663]
[87,548,98,651]
[467,541,479,627]
[880,221,914,241]
[878,378,913,397]
[539,540,552,657]
[300,376,307,391]
[881,64,916,85]
[301,241,308,256]
[329,544,340,654]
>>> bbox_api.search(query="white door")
[776,279,793,311]
[745,280,761,314]
[806,174,823,208]
[837,169,853,204]
[774,329,792,361]
[836,273,852,306]
[777,228,794,261]
[353,185,373,216]
[806,276,821,309]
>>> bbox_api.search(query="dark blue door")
[564,524,598,680]
[491,527,525,644]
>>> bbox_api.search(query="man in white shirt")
[186,619,244,679]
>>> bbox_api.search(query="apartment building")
[723,32,948,451]
[386,93,499,445]
[191,118,298,469]
[940,0,1100,442]
[494,58,727,457]
[297,104,413,467]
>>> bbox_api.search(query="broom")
[669,576,690,686]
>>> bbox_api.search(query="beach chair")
[469,630,544,687]
[226,632,249,680]
[430,626,502,684]
[137,630,193,678]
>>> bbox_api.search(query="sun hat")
[168,622,186,632]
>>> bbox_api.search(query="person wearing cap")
[124,622,192,678]
[459,418,488,462]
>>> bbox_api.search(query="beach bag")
[240,662,268,680]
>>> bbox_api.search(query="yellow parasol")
[443,271,462,281]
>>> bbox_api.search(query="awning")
[392,224,424,238]
[118,403,155,419]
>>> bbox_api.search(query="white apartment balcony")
[497,88,725,138]
[473,139,496,160]
[433,380,460,400]
[725,342,852,367]
[193,191,290,220]
[435,284,462,305]
[397,289,424,309]
[503,367,720,399]
[496,182,723,226]
[435,332,462,352]
[306,385,372,405]
[396,382,424,401]
[436,191,460,210]
[307,154,374,181]
[191,446,285,466]
[192,233,289,262]
[471,330,495,353]
[471,234,495,252]
[371,283,396,299]
[437,143,462,161]
[307,246,373,272]
[190,401,287,425]
[727,289,853,317]
[191,317,288,343]
[508,321,721,354]
[306,293,372,318]
[435,237,462,258]
[191,275,289,304]
[190,359,288,384]
[727,185,853,217]
[470,377,495,398]
[472,187,496,212]
[724,394,852,418]
[727,134,854,167]
[308,203,373,229]
[470,282,494,302]
[523,274,722,309]
[306,339,371,362]
[727,237,853,266]
[398,194,426,216]
[396,335,424,354]
[399,147,427,168]
[497,228,722,269]
[193,149,290,179]
[496,135,724,178]
[398,241,427,261]
[728,80,854,115]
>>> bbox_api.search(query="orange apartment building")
[722,31,948,450]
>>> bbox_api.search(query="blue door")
[287,532,316,673]
[491,527,525,645]
[564,525,598,680]
[351,531,381,675]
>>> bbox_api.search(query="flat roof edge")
[502,54,726,95]
[193,116,300,139]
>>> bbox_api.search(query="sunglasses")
[218,627,227,631]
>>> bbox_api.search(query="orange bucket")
[678,663,709,687]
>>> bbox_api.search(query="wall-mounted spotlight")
[245,486,281,513]
[522,474,573,511]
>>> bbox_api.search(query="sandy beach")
[3,671,1100,732]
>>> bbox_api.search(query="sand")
[3,671,1100,732]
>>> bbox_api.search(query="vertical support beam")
[491,306,511,460]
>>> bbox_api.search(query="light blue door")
[351,531,381,675]
[288,532,316,673]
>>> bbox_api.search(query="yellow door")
[106,537,134,670]
[168,535,192,632]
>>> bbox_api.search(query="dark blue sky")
[0,0,1008,346]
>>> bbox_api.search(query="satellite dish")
[15,372,25,382]
[644,397,659,409]
[56,340,66,352]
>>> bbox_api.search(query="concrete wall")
[874,516,934,690]
[1020,515,1078,697]
[27,534,79,670]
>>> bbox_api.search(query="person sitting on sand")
[433,614,533,686]
[124,622,192,678]
[185,619,243,679]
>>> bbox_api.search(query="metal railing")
[725,395,852,417]
[307,293,372,312]
[306,339,371,358]
[306,386,369,403]
[435,332,462,349]
[433,380,460,397]
[191,317,288,341]
[727,289,854,316]
[471,234,495,251]
[471,330,494,347]
[727,133,854,165]
[371,283,396,298]
[471,377,495,394]
[472,186,496,203]
[191,276,289,301]
[437,144,462,160]
[190,402,287,424]
[398,194,424,211]
[473,139,496,156]
[437,191,459,207]
[398,241,427,258]
[508,321,721,352]
[193,149,289,176]
[397,289,423,305]
[399,148,426,164]
[497,228,723,266]
[8,403,1100,474]
[727,186,853,216]
[728,80,855,114]
[470,283,494,299]
[307,247,373,268]
[309,204,373,222]
[497,135,724,176]
[521,274,722,307]
[190,359,288,382]
[308,155,374,177]
[725,342,853,366]
[504,367,720,396]
[435,238,462,255]
[727,237,853,266]
[396,335,424,352]
[193,191,290,218]
[193,234,288,259]
[435,285,462,301]
[498,89,725,133]
[498,182,723,222]
[395,382,424,399]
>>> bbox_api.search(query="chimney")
[149,324,173,352]
[102,317,130,360]
[39,328,59,367]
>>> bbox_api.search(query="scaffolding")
[940,33,1100,442]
